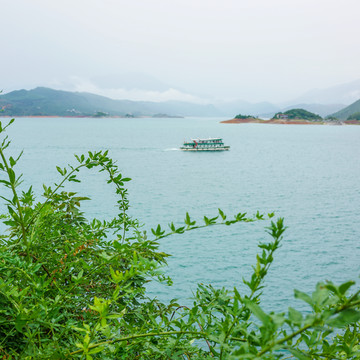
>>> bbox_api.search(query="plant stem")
[0,147,28,251]
[256,324,312,357]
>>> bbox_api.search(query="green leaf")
[294,289,313,307]
[56,166,64,175]
[185,212,191,225]
[235,212,247,221]
[88,346,105,354]
[288,307,302,325]
[287,348,311,360]
[7,206,19,221]
[72,270,84,281]
[234,287,242,301]
[175,226,185,233]
[15,315,27,332]
[169,222,176,232]
[184,212,196,226]
[8,168,15,184]
[326,309,360,328]
[339,281,355,295]
[9,156,16,167]
[218,208,226,220]
[151,224,165,236]
[244,299,270,325]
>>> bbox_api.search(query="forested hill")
[0,87,221,117]
[272,108,322,120]
[330,98,360,120]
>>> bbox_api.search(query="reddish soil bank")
[222,118,328,125]
[344,120,360,125]
[221,118,265,124]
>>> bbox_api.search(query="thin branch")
[68,330,207,356]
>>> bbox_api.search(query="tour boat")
[180,138,230,151]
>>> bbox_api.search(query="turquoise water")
[2,117,360,312]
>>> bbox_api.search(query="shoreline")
[221,118,359,125]
[0,115,358,125]
[0,115,183,119]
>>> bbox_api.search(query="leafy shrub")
[0,119,359,359]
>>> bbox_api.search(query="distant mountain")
[287,79,360,106]
[329,98,360,120]
[2,85,356,119]
[0,87,222,117]
[215,100,280,117]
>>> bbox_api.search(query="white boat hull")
[180,147,230,151]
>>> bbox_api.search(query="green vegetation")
[273,108,322,120]
[234,114,254,119]
[331,99,360,120]
[1,118,360,359]
[325,115,338,121]
[92,111,110,118]
[347,112,360,120]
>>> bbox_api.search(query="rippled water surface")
[2,117,360,312]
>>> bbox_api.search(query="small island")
[221,109,356,125]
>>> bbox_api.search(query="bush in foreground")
[0,119,359,359]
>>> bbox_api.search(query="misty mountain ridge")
[0,87,221,117]
[285,79,360,106]
[330,99,360,120]
[1,82,359,118]
[74,73,360,109]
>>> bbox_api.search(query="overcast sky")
[2,0,360,103]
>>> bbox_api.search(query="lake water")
[1,116,360,312]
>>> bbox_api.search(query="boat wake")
[164,148,180,151]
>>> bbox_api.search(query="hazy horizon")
[3,0,360,104]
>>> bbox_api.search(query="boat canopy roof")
[190,138,222,141]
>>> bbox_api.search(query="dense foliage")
[0,119,359,359]
[234,114,254,119]
[347,112,360,120]
[325,116,338,121]
[273,109,322,120]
